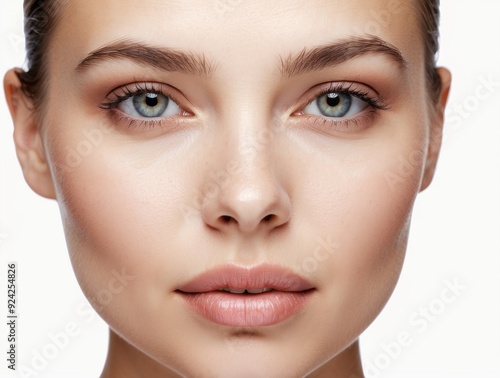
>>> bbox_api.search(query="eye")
[99,83,193,132]
[119,92,182,118]
[304,91,369,118]
[100,82,191,122]
[291,83,388,134]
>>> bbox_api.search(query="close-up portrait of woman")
[1,0,499,377]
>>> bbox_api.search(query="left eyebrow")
[279,36,408,78]
[75,39,215,77]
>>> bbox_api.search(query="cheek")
[46,130,193,320]
[335,173,413,301]
[294,131,426,337]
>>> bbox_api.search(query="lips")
[176,264,315,327]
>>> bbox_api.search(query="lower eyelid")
[292,107,380,135]
[105,107,194,135]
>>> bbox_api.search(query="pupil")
[326,93,340,107]
[145,93,158,107]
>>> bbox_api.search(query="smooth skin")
[4,0,451,377]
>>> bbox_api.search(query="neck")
[307,342,365,378]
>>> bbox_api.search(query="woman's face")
[14,0,448,376]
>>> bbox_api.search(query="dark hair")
[418,0,442,102]
[16,0,442,108]
[16,0,63,110]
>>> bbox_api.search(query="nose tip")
[202,179,291,235]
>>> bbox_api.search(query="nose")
[201,135,291,235]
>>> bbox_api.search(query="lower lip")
[179,290,314,327]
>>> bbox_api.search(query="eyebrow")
[75,36,406,79]
[279,36,407,78]
[75,39,215,77]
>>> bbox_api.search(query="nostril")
[262,214,273,222]
[220,214,274,225]
[221,215,233,223]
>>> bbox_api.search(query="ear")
[4,69,56,199]
[419,67,452,192]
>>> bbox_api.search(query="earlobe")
[419,67,452,192]
[4,69,56,199]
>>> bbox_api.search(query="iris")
[316,92,352,117]
[132,93,169,117]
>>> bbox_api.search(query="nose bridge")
[200,108,291,235]
[213,94,278,182]
[232,111,275,175]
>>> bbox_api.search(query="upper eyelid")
[101,80,386,116]
[296,82,387,113]
[314,82,379,102]
[107,83,168,100]
[100,82,193,112]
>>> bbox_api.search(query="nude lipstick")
[176,264,315,327]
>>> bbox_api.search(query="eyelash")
[294,82,388,132]
[99,82,387,133]
[100,82,189,131]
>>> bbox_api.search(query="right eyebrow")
[75,39,215,77]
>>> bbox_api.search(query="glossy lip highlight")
[176,263,316,327]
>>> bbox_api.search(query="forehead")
[52,0,423,74]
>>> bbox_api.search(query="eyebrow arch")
[279,36,407,78]
[75,39,215,77]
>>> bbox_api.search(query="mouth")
[176,263,316,327]
[217,288,274,294]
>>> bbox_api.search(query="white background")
[1,1,499,377]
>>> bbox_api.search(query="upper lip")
[176,263,315,293]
